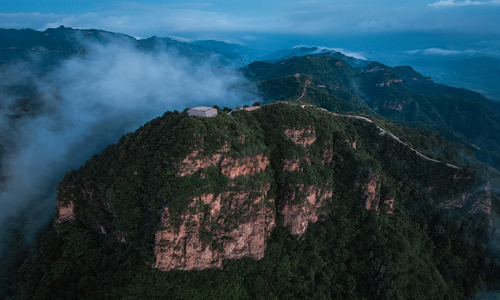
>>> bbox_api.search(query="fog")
[0,38,259,277]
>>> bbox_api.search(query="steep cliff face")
[283,126,316,147]
[356,171,381,211]
[220,155,270,179]
[177,143,230,177]
[442,181,492,215]
[280,185,333,235]
[55,185,77,223]
[155,186,275,271]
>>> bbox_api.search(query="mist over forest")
[0,35,259,289]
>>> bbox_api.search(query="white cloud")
[428,0,500,6]
[292,45,368,60]
[0,37,260,254]
[405,47,477,55]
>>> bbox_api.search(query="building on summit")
[187,106,218,117]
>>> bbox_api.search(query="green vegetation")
[244,55,500,172]
[6,104,500,299]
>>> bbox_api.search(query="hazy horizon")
[1,0,499,65]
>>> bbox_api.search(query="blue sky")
[1,0,500,61]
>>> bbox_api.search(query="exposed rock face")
[55,185,77,223]
[383,100,406,111]
[323,149,334,164]
[384,197,395,214]
[283,158,301,172]
[356,171,381,211]
[284,126,316,147]
[154,185,275,271]
[355,171,396,213]
[177,144,230,177]
[443,182,492,215]
[376,78,402,87]
[346,140,357,149]
[220,155,270,179]
[282,156,310,172]
[56,201,75,223]
[177,145,269,180]
[280,185,333,236]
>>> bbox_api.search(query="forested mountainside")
[0,26,225,70]
[6,103,500,299]
[402,56,500,102]
[244,55,500,172]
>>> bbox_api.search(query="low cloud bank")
[405,47,477,56]
[292,45,368,60]
[428,0,500,7]
[0,38,259,265]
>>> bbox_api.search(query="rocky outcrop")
[177,144,230,176]
[383,100,406,110]
[284,126,316,147]
[154,185,275,271]
[280,185,333,236]
[220,155,270,179]
[355,171,396,213]
[384,196,395,214]
[356,171,381,211]
[346,139,357,149]
[283,158,301,172]
[376,78,402,87]
[442,182,492,215]
[55,185,77,223]
[177,144,270,179]
[282,156,310,172]
[56,201,75,223]
[323,149,334,164]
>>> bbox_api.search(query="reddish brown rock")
[383,100,406,110]
[177,144,230,177]
[384,197,395,214]
[443,182,491,215]
[376,78,402,87]
[220,155,270,179]
[282,155,311,172]
[283,158,301,172]
[280,185,333,236]
[55,185,77,223]
[154,184,275,271]
[323,149,334,164]
[356,172,381,211]
[284,126,316,147]
[56,201,76,223]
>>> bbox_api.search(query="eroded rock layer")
[154,186,275,271]
[280,185,333,236]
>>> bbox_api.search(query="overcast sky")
[1,0,499,60]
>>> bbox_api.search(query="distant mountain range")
[2,26,498,103]
[244,55,500,172]
[402,56,500,101]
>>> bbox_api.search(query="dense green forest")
[244,55,500,172]
[5,104,500,299]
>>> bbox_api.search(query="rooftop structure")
[187,106,218,117]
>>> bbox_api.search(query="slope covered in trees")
[244,55,500,172]
[5,104,499,299]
